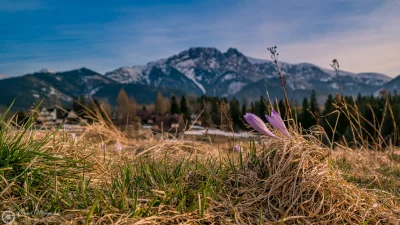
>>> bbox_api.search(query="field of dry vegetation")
[1,101,400,225]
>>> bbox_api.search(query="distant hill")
[0,68,112,109]
[375,74,400,95]
[0,68,186,110]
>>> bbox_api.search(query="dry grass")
[208,137,400,224]
[2,122,399,224]
[332,148,400,198]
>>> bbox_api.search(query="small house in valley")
[151,114,185,133]
[36,106,84,130]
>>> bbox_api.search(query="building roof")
[37,107,82,125]
[152,114,185,132]
[137,109,151,121]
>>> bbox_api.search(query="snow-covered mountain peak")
[225,48,244,57]
[105,66,148,84]
[188,47,221,57]
[223,48,252,70]
[167,47,223,68]
[104,47,392,97]
[37,68,55,74]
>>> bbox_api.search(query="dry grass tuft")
[203,137,400,224]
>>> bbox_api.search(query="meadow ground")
[1,115,400,224]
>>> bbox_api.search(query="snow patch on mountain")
[329,83,339,89]
[175,66,206,94]
[105,66,146,83]
[220,73,237,82]
[49,87,56,95]
[208,58,218,69]
[286,79,311,90]
[227,82,247,95]
[355,73,391,86]
[90,87,101,96]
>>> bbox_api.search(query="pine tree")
[210,97,220,126]
[323,95,334,116]
[258,96,267,119]
[356,93,362,104]
[200,99,209,118]
[180,95,190,123]
[72,96,82,116]
[72,96,79,111]
[310,90,320,125]
[310,90,320,115]
[301,97,312,129]
[211,97,219,114]
[229,98,241,130]
[86,99,100,123]
[72,96,87,118]
[170,95,181,114]
[241,103,247,116]
[322,94,336,139]
[250,102,255,114]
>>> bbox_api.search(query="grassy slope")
[1,110,400,224]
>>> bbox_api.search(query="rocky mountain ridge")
[0,47,397,109]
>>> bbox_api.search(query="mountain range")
[0,47,398,110]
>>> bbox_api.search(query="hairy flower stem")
[268,46,293,127]
[331,59,344,96]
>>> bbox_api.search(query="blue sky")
[1,0,399,77]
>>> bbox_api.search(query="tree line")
[147,89,400,146]
[6,87,400,146]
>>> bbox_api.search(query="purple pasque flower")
[115,142,122,151]
[244,113,277,138]
[265,110,290,138]
[234,145,243,152]
[102,144,107,151]
[71,133,77,142]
